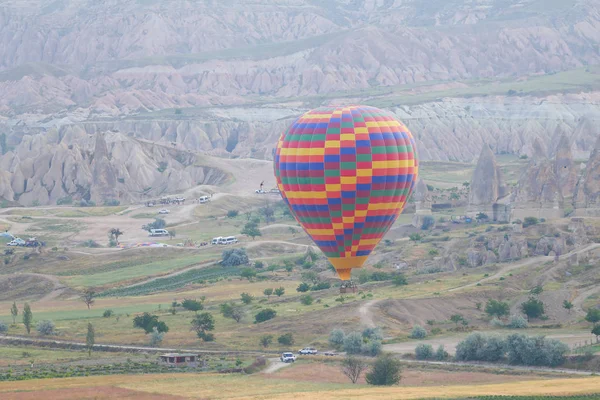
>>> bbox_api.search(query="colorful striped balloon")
[273,105,419,280]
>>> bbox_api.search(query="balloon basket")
[339,280,358,294]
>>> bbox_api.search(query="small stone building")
[159,353,199,367]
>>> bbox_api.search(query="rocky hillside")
[0,130,229,206]
[1,0,600,203]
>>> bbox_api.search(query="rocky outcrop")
[553,134,578,199]
[411,178,433,228]
[467,145,510,222]
[511,147,564,220]
[0,131,230,206]
[574,136,600,216]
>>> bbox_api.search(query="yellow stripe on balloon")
[340,134,355,141]
[325,141,341,148]
[284,191,328,199]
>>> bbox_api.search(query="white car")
[7,238,25,246]
[255,189,265,194]
[298,347,318,355]
[280,352,296,363]
[158,209,170,214]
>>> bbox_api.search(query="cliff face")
[574,137,600,215]
[468,145,507,207]
[0,131,230,206]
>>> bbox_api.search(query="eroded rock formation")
[467,145,510,222]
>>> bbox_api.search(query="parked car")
[149,229,169,237]
[255,189,266,194]
[211,237,222,245]
[158,209,170,214]
[280,352,296,363]
[7,238,25,246]
[198,196,210,204]
[323,351,336,356]
[298,347,318,355]
[220,236,238,245]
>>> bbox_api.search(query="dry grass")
[0,373,598,400]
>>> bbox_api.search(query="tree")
[219,303,244,323]
[421,216,435,230]
[409,326,427,339]
[81,288,96,310]
[341,356,367,384]
[415,344,434,360]
[259,334,273,348]
[182,298,204,312]
[36,320,55,335]
[301,271,319,284]
[585,308,600,324]
[240,293,254,304]
[329,329,345,348]
[300,294,313,305]
[476,212,488,221]
[530,285,544,296]
[240,268,257,281]
[241,222,262,240]
[263,288,273,299]
[365,355,402,386]
[260,201,275,224]
[10,302,18,324]
[592,325,600,343]
[22,303,32,334]
[343,332,364,354]
[0,321,7,334]
[255,309,276,323]
[450,314,464,328]
[562,300,574,314]
[222,248,249,267]
[267,264,278,275]
[274,287,285,297]
[103,309,114,318]
[227,210,239,218]
[133,312,168,334]
[409,233,422,242]
[485,299,510,318]
[278,333,294,346]
[109,228,124,244]
[191,312,215,341]
[435,345,449,361]
[523,217,539,228]
[393,274,408,286]
[168,230,176,240]
[520,297,545,321]
[455,333,505,362]
[149,326,164,346]
[86,323,95,356]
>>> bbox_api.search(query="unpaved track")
[449,243,600,293]
[359,299,381,328]
[0,335,274,356]
[263,358,293,374]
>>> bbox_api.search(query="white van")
[149,229,169,237]
[222,236,238,245]
[211,237,222,245]
[198,196,210,204]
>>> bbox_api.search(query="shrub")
[82,240,101,248]
[409,325,427,339]
[523,217,539,228]
[435,345,449,361]
[329,329,345,348]
[56,196,73,205]
[296,282,311,292]
[254,261,264,269]
[362,327,383,341]
[149,327,164,346]
[221,248,249,267]
[181,298,204,312]
[0,321,7,333]
[505,333,569,367]
[104,199,120,206]
[455,333,505,362]
[300,294,313,305]
[259,334,273,348]
[485,299,510,318]
[278,333,294,346]
[240,293,254,304]
[393,273,408,286]
[102,309,114,318]
[507,315,528,329]
[362,340,382,356]
[365,355,402,386]
[343,332,364,354]
[220,303,244,323]
[36,320,56,336]
[490,317,505,328]
[310,281,331,291]
[585,308,600,324]
[133,313,168,334]
[255,309,276,323]
[227,210,239,218]
[520,297,545,321]
[415,344,434,360]
[421,216,435,230]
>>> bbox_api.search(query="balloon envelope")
[274,105,418,280]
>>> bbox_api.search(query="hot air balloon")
[273,105,418,281]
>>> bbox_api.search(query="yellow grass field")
[0,373,599,400]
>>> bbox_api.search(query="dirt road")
[263,358,293,374]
